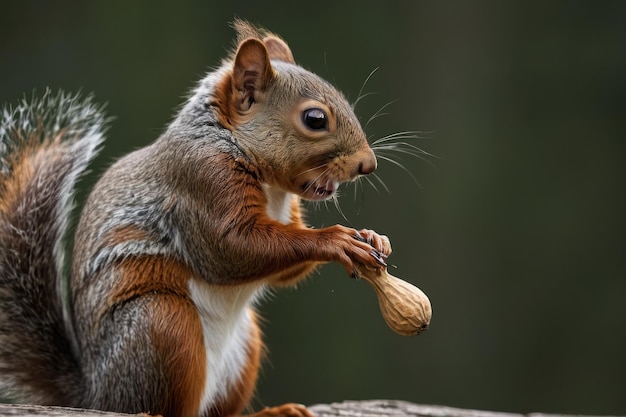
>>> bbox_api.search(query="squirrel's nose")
[358,150,377,175]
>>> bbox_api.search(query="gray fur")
[0,90,106,404]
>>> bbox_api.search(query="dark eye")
[302,108,328,131]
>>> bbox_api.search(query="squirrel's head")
[209,20,376,201]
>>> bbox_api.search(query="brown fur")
[187,150,379,285]
[0,147,33,215]
[108,256,207,417]
[106,256,193,308]
[211,75,236,130]
[101,225,152,247]
[150,295,207,417]
[0,136,54,214]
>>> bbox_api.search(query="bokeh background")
[1,1,625,415]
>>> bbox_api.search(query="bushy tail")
[0,90,107,404]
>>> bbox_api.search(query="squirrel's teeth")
[314,186,330,196]
[302,179,340,200]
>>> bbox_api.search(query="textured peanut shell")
[356,266,432,336]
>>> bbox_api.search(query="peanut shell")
[356,265,432,336]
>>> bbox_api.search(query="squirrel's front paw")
[251,403,314,417]
[323,225,388,274]
[356,228,392,258]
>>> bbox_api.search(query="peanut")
[356,265,432,336]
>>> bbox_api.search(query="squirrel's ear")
[232,38,275,111]
[263,36,295,64]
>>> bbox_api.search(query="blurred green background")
[1,1,625,415]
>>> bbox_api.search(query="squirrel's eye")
[302,108,328,131]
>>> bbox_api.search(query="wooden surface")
[0,400,618,417]
[0,404,128,417]
[309,400,615,417]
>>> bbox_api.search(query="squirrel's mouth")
[300,179,340,201]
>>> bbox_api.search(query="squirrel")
[0,20,392,417]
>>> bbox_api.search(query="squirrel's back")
[0,90,106,404]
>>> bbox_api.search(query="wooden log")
[308,400,616,417]
[0,400,618,417]
[310,400,523,417]
[0,404,129,417]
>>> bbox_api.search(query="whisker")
[362,174,382,194]
[366,112,391,126]
[352,177,360,201]
[353,67,380,110]
[301,167,331,194]
[332,194,350,223]
[371,172,392,194]
[295,163,328,178]
[373,142,437,157]
[352,92,377,110]
[371,130,433,145]
[372,135,424,146]
[373,145,423,157]
[379,153,437,174]
[376,154,422,188]
[375,149,438,173]
[364,99,399,129]
[350,178,366,216]
[373,143,439,165]
[370,128,440,180]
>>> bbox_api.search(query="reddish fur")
[107,256,193,306]
[0,137,54,215]
[205,153,316,283]
[101,225,152,247]
[107,257,206,417]
[0,151,32,215]
[191,151,381,285]
[211,75,235,130]
[150,294,207,417]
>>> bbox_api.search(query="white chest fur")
[188,278,262,414]
[262,184,295,224]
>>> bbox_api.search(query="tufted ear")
[263,36,295,63]
[232,38,276,112]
